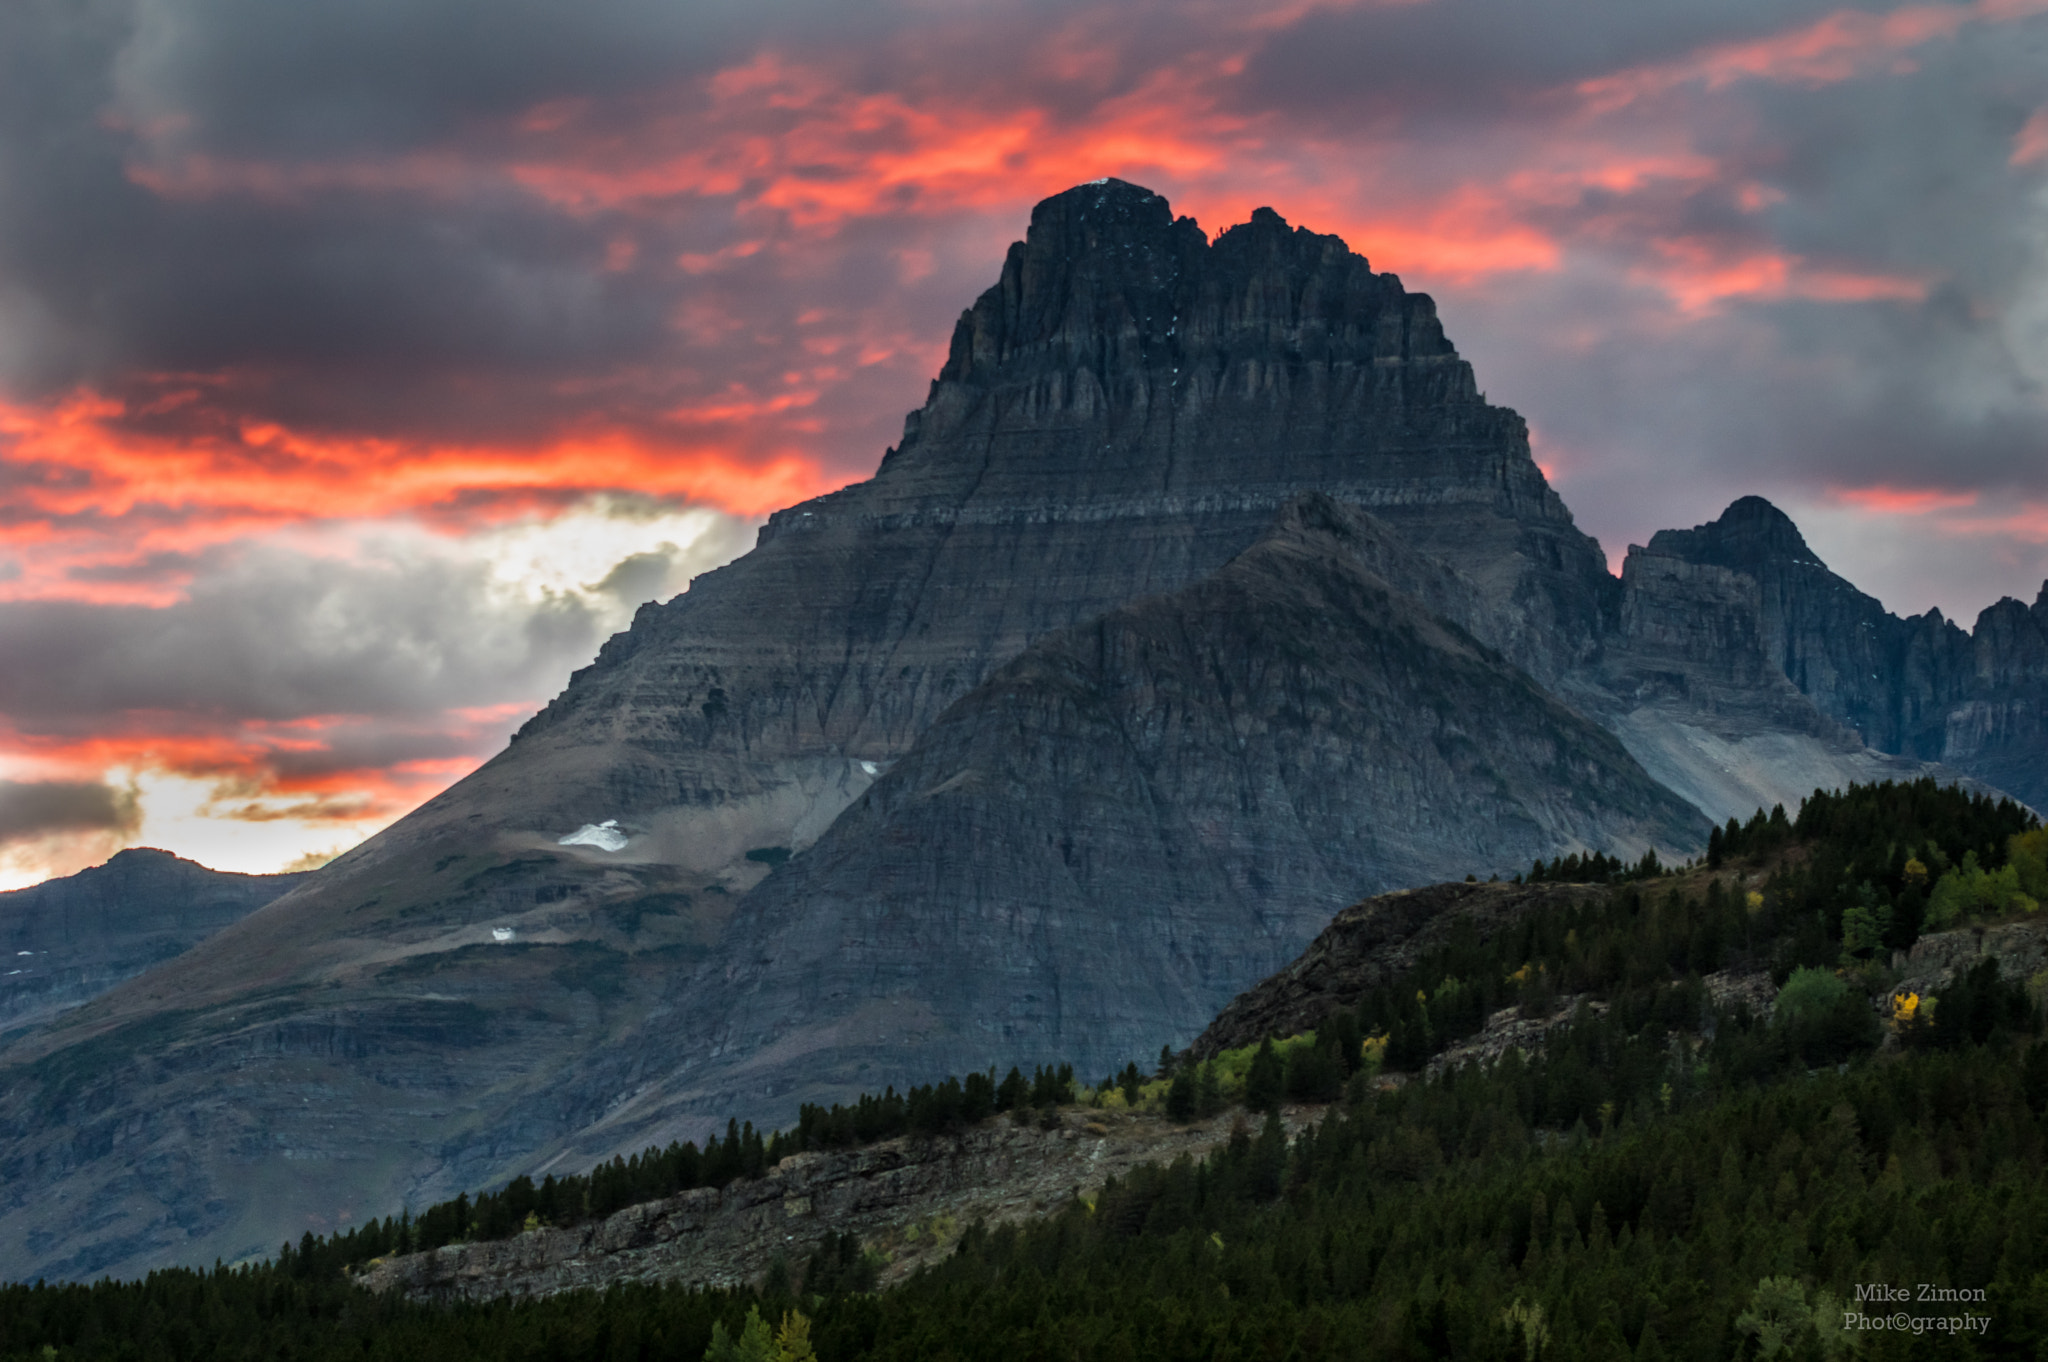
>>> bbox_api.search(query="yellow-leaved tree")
[775,1310,817,1362]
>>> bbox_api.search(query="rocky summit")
[0,180,2038,1284]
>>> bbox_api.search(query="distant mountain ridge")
[0,849,302,1038]
[0,179,2039,1285]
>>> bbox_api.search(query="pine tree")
[704,1306,777,1362]
[1245,1037,1283,1113]
[1165,1069,1196,1122]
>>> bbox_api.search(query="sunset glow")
[3,0,2045,884]
[1829,485,1982,515]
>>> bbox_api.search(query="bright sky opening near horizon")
[1,0,2045,889]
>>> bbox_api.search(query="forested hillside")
[4,780,2045,1360]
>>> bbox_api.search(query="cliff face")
[0,850,302,1037]
[1641,497,2048,809]
[1579,539,1965,823]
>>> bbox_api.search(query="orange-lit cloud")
[1578,0,2048,113]
[1929,502,2048,542]
[0,388,839,602]
[1829,484,1982,514]
[1631,239,1931,314]
[494,51,1254,226]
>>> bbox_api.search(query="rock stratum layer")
[0,180,2036,1284]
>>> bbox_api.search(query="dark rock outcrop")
[1189,880,1599,1058]
[0,849,302,1037]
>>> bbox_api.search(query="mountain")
[1580,530,1973,822]
[250,179,1616,936]
[527,496,1701,1159]
[0,850,303,1038]
[1636,495,2048,809]
[0,181,2019,1284]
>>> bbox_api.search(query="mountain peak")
[1028,177,1176,229]
[924,181,1204,394]
[1646,495,1823,572]
[1717,495,1810,546]
[909,181,1452,447]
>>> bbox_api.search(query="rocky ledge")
[358,1106,1312,1303]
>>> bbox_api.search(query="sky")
[1,0,2045,888]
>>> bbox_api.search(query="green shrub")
[1773,967,1878,1066]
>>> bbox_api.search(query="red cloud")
[0,388,841,602]
[1,711,509,827]
[1631,238,1930,314]
[1830,484,1982,515]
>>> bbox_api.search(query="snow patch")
[492,927,516,943]
[860,761,879,776]
[559,819,628,851]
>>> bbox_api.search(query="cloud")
[593,549,680,604]
[0,498,754,878]
[0,502,753,730]
[0,778,139,846]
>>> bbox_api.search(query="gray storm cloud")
[0,512,751,761]
[0,779,140,846]
[0,552,603,727]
